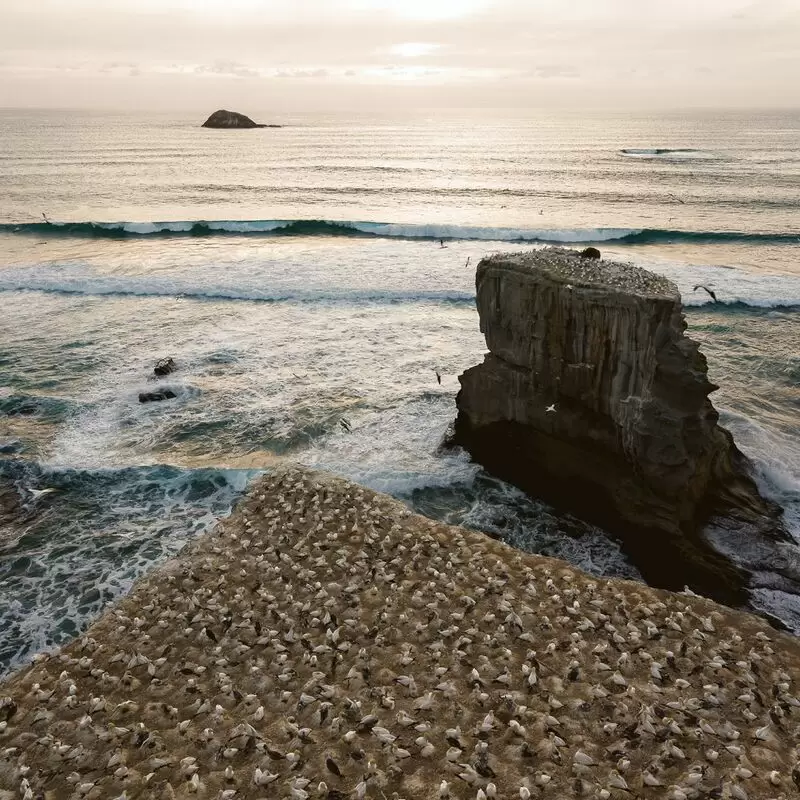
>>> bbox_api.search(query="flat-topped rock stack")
[451,248,799,614]
[2,467,800,799]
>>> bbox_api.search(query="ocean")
[0,107,798,675]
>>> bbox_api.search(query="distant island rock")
[201,110,281,129]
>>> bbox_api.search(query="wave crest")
[1,218,798,246]
[0,271,475,306]
[620,148,715,159]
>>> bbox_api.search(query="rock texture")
[138,389,176,404]
[201,110,278,129]
[153,357,176,377]
[2,466,800,800]
[452,249,798,610]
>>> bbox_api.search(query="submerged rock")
[153,357,176,377]
[138,389,176,403]
[201,109,278,129]
[451,248,796,609]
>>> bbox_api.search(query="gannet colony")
[1,467,799,800]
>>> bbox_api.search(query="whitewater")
[3,218,800,245]
[0,107,798,675]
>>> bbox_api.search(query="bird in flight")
[545,404,556,413]
[339,418,352,433]
[667,193,686,205]
[27,487,59,502]
[435,371,442,385]
[692,285,718,302]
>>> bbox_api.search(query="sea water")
[0,108,798,674]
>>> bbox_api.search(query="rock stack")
[452,249,797,610]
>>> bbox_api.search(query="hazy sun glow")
[348,0,487,21]
[389,42,440,58]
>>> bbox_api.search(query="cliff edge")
[2,466,800,799]
[452,248,799,611]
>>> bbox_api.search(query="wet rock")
[153,357,176,377]
[579,246,601,259]
[451,248,795,610]
[0,483,23,528]
[139,390,177,404]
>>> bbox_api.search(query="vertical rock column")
[452,250,788,604]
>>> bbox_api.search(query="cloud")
[388,42,441,58]
[194,61,261,79]
[274,68,330,79]
[523,65,580,80]
[0,0,798,108]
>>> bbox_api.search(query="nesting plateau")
[2,467,800,800]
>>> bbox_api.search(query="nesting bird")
[0,465,799,800]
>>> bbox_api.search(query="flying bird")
[27,487,59,501]
[668,193,686,205]
[339,418,352,433]
[435,371,442,385]
[465,257,471,268]
[693,285,718,302]
[545,404,556,413]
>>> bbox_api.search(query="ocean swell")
[1,219,799,245]
[0,272,796,310]
[0,272,475,306]
[619,148,715,159]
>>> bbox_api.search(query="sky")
[1,0,798,111]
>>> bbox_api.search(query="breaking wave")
[1,219,798,245]
[0,459,254,676]
[0,271,475,306]
[0,268,796,310]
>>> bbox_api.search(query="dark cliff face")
[201,110,268,129]
[452,250,796,612]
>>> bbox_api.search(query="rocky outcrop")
[138,389,176,403]
[452,249,797,609]
[153,357,176,377]
[201,109,279,129]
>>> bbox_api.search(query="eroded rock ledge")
[452,249,798,611]
[1,467,800,800]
